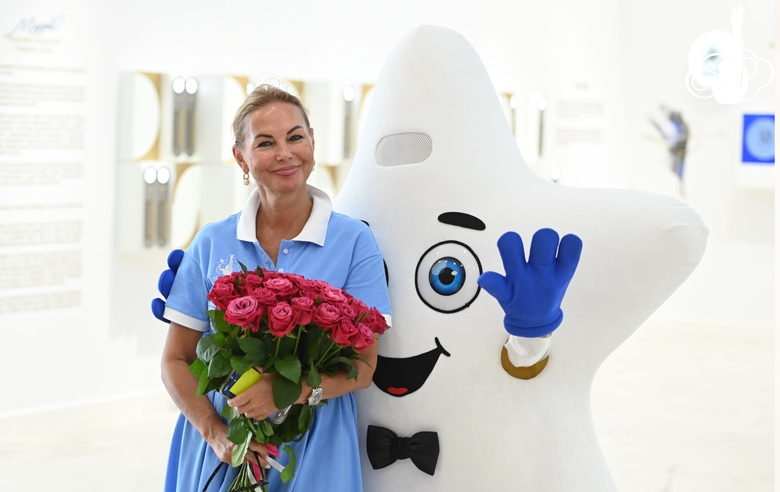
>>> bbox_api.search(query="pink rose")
[224,296,263,331]
[267,302,296,337]
[352,303,370,323]
[284,272,305,284]
[362,307,389,335]
[207,278,240,311]
[291,297,316,326]
[309,279,331,293]
[331,319,359,346]
[338,302,357,321]
[264,277,299,299]
[297,279,317,291]
[321,287,347,304]
[251,287,277,307]
[350,323,376,350]
[300,288,322,303]
[312,303,341,330]
[241,272,265,296]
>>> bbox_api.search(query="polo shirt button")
[278,268,284,273]
[283,248,289,254]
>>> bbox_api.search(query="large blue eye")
[416,241,482,313]
[429,257,465,296]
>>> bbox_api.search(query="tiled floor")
[0,317,772,491]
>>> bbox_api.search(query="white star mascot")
[333,26,708,492]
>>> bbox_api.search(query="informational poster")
[0,14,85,315]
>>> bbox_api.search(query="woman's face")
[234,102,315,196]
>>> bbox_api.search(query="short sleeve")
[163,249,211,332]
[342,228,392,316]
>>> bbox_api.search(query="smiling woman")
[159,84,392,492]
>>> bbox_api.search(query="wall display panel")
[736,113,774,190]
[0,64,86,315]
[116,71,175,253]
[304,81,356,167]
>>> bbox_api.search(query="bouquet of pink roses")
[188,263,388,491]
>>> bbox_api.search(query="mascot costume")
[154,26,707,492]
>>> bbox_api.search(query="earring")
[243,173,250,186]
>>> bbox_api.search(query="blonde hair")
[232,84,311,146]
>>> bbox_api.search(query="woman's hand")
[227,372,279,420]
[205,421,271,468]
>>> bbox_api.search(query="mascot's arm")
[477,229,582,379]
[500,336,551,379]
[151,250,185,322]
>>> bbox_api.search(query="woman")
[161,84,391,491]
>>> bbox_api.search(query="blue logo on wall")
[741,114,774,164]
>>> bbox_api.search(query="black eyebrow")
[437,212,486,231]
[253,126,304,140]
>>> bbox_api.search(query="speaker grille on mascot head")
[375,132,433,167]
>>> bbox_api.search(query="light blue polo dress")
[163,185,391,492]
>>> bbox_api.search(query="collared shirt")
[165,185,391,331]
[162,185,391,492]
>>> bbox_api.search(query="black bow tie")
[366,425,439,476]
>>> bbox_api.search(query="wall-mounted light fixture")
[184,78,198,156]
[536,95,548,158]
[343,85,356,159]
[172,77,185,156]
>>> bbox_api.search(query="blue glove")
[477,229,582,338]
[151,249,184,323]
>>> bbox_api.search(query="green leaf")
[259,419,275,437]
[212,331,227,347]
[189,358,207,378]
[196,372,210,396]
[305,369,321,389]
[339,357,358,380]
[222,327,240,352]
[256,266,264,277]
[298,404,312,430]
[238,261,248,274]
[208,351,232,378]
[207,310,232,334]
[227,418,248,444]
[268,434,282,447]
[230,355,254,375]
[243,352,267,368]
[196,336,222,363]
[204,377,224,395]
[264,337,276,355]
[221,402,239,420]
[280,445,296,483]
[237,336,264,356]
[275,355,302,383]
[231,431,251,468]
[263,357,279,374]
[273,376,302,409]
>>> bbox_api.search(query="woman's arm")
[161,322,270,466]
[228,334,379,418]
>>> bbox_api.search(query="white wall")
[0,0,772,415]
[616,0,774,327]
